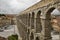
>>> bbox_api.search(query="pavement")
[0,25,21,40]
[51,31,60,40]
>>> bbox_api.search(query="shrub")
[8,34,18,40]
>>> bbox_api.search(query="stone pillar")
[27,13,31,40]
[28,13,32,40]
[40,16,52,40]
[31,17,34,29]
[28,13,35,40]
[24,14,29,40]
[26,14,30,40]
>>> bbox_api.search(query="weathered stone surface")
[16,0,60,40]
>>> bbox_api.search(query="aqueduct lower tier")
[16,0,60,40]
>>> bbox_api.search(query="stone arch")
[30,32,34,40]
[31,12,35,29]
[36,11,42,33]
[40,7,56,40]
[36,37,39,40]
[46,7,56,30]
[46,7,55,19]
[41,7,56,40]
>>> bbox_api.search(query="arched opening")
[45,7,60,40]
[46,7,55,31]
[36,11,42,33]
[36,37,39,40]
[31,12,35,29]
[44,7,56,40]
[46,7,55,20]
[30,32,34,40]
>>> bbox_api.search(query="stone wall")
[16,0,60,40]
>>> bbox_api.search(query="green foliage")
[8,34,18,40]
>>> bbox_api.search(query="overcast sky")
[0,0,60,15]
[0,0,40,14]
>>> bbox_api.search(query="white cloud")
[0,0,40,14]
[0,0,60,15]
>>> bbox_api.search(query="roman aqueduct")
[16,0,60,40]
